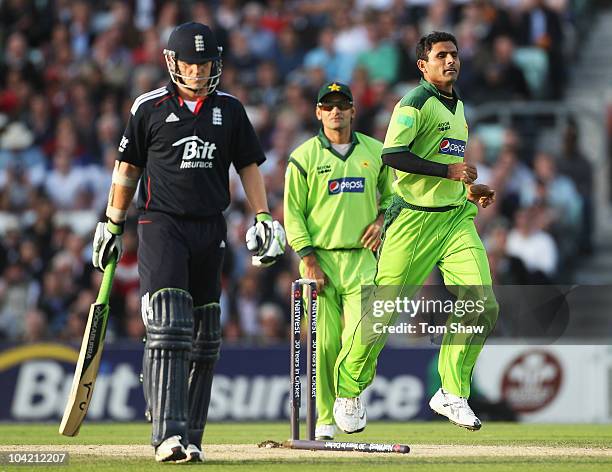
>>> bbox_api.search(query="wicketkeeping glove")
[92,220,124,272]
[245,212,286,267]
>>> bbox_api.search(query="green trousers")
[335,196,498,399]
[300,248,377,426]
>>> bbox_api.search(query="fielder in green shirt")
[333,32,499,433]
[284,81,394,440]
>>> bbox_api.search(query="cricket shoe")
[177,444,203,463]
[333,397,367,434]
[429,388,481,431]
[315,424,337,440]
[154,435,187,463]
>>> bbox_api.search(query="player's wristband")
[107,219,125,235]
[298,246,315,257]
[255,212,272,223]
[106,205,127,224]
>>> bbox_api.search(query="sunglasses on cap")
[317,101,352,111]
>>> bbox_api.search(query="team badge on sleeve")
[398,114,414,128]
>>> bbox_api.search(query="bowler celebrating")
[333,32,498,432]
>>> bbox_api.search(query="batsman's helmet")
[163,22,223,95]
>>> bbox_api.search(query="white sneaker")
[154,435,187,462]
[333,397,367,434]
[177,444,203,463]
[315,424,337,440]
[429,388,481,431]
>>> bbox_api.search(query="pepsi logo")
[438,137,466,157]
[327,177,365,195]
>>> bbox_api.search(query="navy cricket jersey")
[118,82,266,218]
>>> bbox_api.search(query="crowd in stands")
[0,0,594,345]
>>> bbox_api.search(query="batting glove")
[246,212,286,267]
[92,220,124,272]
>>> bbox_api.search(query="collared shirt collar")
[419,78,461,101]
[316,129,359,162]
[166,81,211,109]
[316,128,359,148]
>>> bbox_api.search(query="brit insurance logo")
[328,177,365,195]
[172,135,216,169]
[438,138,466,158]
[118,136,129,153]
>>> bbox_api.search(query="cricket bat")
[59,257,117,436]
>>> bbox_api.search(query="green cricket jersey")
[382,78,468,207]
[284,130,394,256]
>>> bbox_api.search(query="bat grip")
[96,256,117,305]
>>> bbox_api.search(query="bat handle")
[96,256,118,305]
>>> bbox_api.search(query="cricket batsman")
[332,32,499,432]
[284,82,394,439]
[92,23,285,462]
